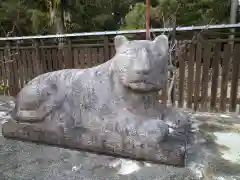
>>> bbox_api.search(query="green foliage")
[28,9,49,34]
[0,63,8,92]
[121,3,156,30]
[156,0,231,26]
[0,0,136,35]
[0,0,237,36]
[0,83,8,92]
[121,0,233,29]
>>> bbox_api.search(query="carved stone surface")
[6,35,191,165]
[2,118,187,166]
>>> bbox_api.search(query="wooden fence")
[0,35,240,112]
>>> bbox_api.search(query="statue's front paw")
[163,108,192,134]
[137,119,169,145]
[15,110,44,122]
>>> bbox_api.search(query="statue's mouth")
[127,80,159,92]
[130,80,154,85]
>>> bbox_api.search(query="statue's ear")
[114,35,128,50]
[153,34,169,54]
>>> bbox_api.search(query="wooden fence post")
[4,42,12,95]
[40,39,47,73]
[200,43,211,111]
[230,44,240,112]
[220,44,231,112]
[0,49,7,95]
[193,42,202,111]
[34,40,41,75]
[67,38,73,68]
[169,16,177,106]
[4,41,19,96]
[187,43,194,109]
[210,43,221,111]
[178,42,186,108]
[104,36,110,60]
[16,41,24,89]
[15,41,22,91]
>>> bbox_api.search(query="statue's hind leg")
[12,83,65,122]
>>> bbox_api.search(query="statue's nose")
[133,61,151,75]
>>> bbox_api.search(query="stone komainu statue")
[11,34,190,144]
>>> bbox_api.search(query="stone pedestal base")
[2,119,187,167]
[2,109,240,179]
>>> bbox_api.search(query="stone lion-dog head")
[112,34,169,92]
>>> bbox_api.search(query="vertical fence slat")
[0,51,7,95]
[5,42,14,95]
[12,49,20,96]
[62,45,68,69]
[56,48,62,69]
[210,43,221,111]
[24,50,30,84]
[104,36,109,60]
[31,47,38,78]
[40,42,47,73]
[51,48,58,70]
[187,43,194,108]
[73,48,79,68]
[21,49,26,85]
[50,49,54,71]
[230,44,240,112]
[200,43,211,111]
[170,43,176,106]
[30,50,35,79]
[26,49,32,81]
[44,49,48,70]
[160,81,168,104]
[86,48,92,67]
[194,42,202,111]
[67,39,73,68]
[0,52,2,90]
[34,40,42,75]
[47,49,53,72]
[178,42,186,108]
[0,51,3,81]
[91,48,98,66]
[15,48,21,94]
[79,49,85,68]
[25,49,32,81]
[220,44,231,112]
[4,43,11,95]
[1,50,7,95]
[99,47,105,63]
[17,48,24,89]
[83,48,88,68]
